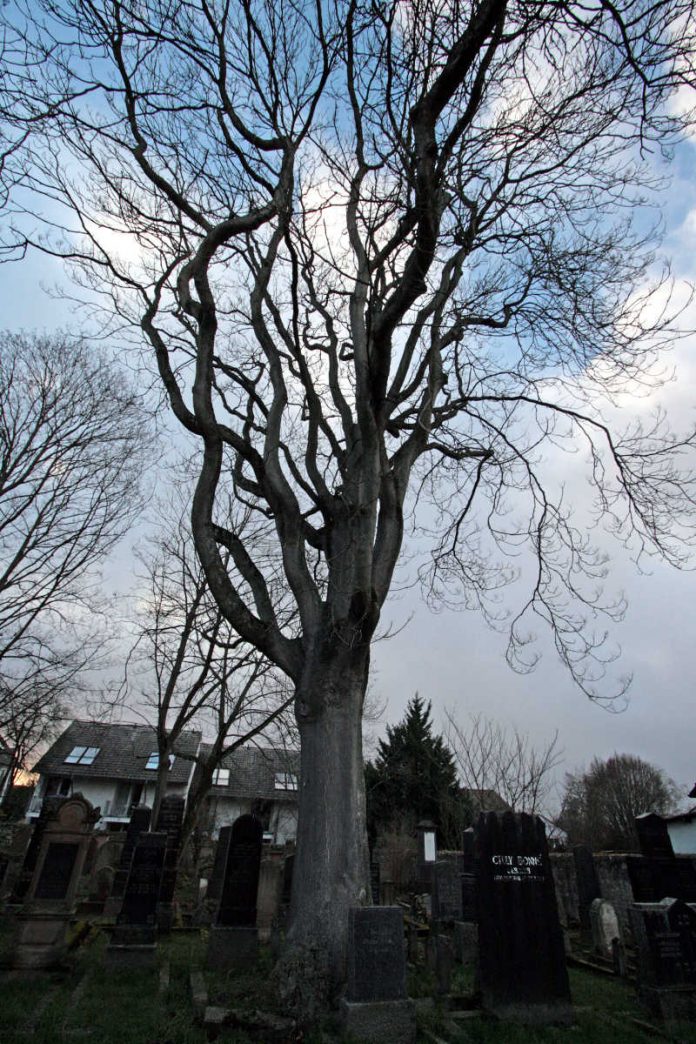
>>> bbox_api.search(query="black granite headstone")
[345,906,407,1002]
[118,832,166,928]
[461,827,478,922]
[33,842,79,901]
[432,860,463,923]
[9,796,62,903]
[208,825,234,911]
[627,855,696,904]
[476,811,572,1023]
[110,805,152,900]
[217,814,263,927]
[370,858,381,906]
[574,845,601,930]
[636,813,675,859]
[281,851,295,907]
[155,794,185,907]
[632,898,696,987]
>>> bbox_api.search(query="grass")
[0,924,695,1043]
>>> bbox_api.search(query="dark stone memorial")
[206,814,263,968]
[340,906,416,1044]
[106,832,167,967]
[636,813,675,859]
[461,827,478,923]
[104,804,151,918]
[626,854,696,904]
[476,811,572,1025]
[205,824,234,921]
[370,858,381,906]
[631,897,696,1022]
[9,796,62,904]
[574,845,601,931]
[155,794,185,931]
[432,859,463,924]
[13,795,99,969]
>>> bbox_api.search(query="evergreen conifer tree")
[366,694,466,848]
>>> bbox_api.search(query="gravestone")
[631,897,696,1022]
[432,859,463,924]
[590,898,621,959]
[104,805,151,918]
[461,827,478,922]
[626,854,696,904]
[207,826,234,918]
[340,906,416,1044]
[9,796,62,904]
[206,814,263,968]
[106,831,167,967]
[476,811,572,1024]
[155,794,185,931]
[370,857,381,906]
[636,813,675,859]
[13,795,99,968]
[574,845,601,931]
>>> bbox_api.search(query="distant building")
[29,720,201,829]
[28,721,300,843]
[200,743,299,844]
[461,788,511,815]
[664,807,696,855]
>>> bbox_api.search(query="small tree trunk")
[279,645,371,1019]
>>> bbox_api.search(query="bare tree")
[444,710,561,817]
[3,0,696,1012]
[557,752,681,851]
[120,492,294,831]
[0,330,146,748]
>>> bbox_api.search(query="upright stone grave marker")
[636,814,675,859]
[341,906,416,1044]
[590,898,621,959]
[574,845,601,932]
[104,804,151,918]
[9,796,62,905]
[631,897,696,1022]
[13,795,99,968]
[432,859,463,924]
[155,794,185,931]
[106,831,167,967]
[206,813,263,968]
[204,824,234,923]
[460,827,477,923]
[476,811,572,1025]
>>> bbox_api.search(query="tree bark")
[279,641,371,1017]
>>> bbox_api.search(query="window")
[46,776,71,797]
[145,752,175,770]
[64,746,100,765]
[274,772,298,791]
[212,767,230,787]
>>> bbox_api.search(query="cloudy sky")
[2,129,695,812]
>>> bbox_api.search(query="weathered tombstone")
[104,805,152,918]
[432,859,463,924]
[626,853,696,905]
[205,825,234,921]
[461,827,478,923]
[370,857,381,906]
[106,831,167,967]
[434,933,454,996]
[453,920,478,965]
[636,813,675,860]
[476,811,572,1024]
[416,820,437,891]
[155,794,185,931]
[206,813,263,968]
[340,906,416,1044]
[9,796,62,905]
[256,850,284,944]
[574,845,601,932]
[631,897,696,1023]
[590,898,621,960]
[0,821,32,901]
[13,795,99,968]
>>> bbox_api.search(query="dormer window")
[64,746,100,765]
[146,752,175,770]
[212,767,230,786]
[274,772,298,791]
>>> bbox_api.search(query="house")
[29,720,201,829]
[201,743,300,844]
[28,721,300,844]
[664,807,696,855]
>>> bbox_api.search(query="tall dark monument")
[206,814,263,968]
[476,811,572,1025]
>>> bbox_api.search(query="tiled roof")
[205,744,300,803]
[462,787,511,813]
[33,720,201,785]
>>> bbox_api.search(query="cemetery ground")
[0,922,695,1044]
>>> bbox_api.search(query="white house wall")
[667,820,696,854]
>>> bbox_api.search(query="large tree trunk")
[278,640,371,1020]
